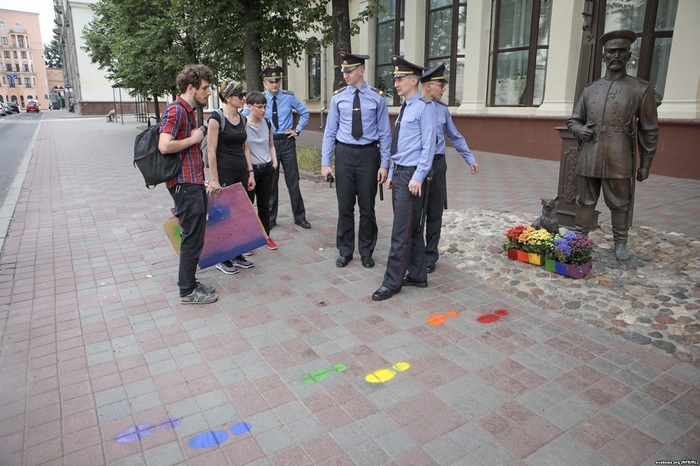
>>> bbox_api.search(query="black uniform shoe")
[426,262,436,274]
[371,286,400,301]
[295,219,312,229]
[361,256,375,268]
[336,255,353,268]
[402,276,428,288]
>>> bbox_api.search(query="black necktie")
[390,102,406,155]
[272,96,279,129]
[352,89,363,140]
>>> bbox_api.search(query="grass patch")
[297,146,324,175]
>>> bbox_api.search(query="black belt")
[252,161,272,170]
[336,140,378,149]
[273,133,292,140]
[433,153,445,160]
[393,163,417,171]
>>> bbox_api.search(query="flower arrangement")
[503,225,553,256]
[553,232,593,266]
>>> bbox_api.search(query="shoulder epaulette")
[433,99,447,107]
[281,89,295,96]
[370,86,384,96]
[334,86,348,95]
[419,96,433,104]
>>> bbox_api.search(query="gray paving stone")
[233,350,264,366]
[561,394,601,419]
[110,454,146,466]
[214,368,247,387]
[667,363,700,385]
[448,424,516,466]
[173,412,209,438]
[365,385,402,410]
[387,377,425,401]
[541,403,589,431]
[423,434,469,464]
[636,405,696,443]
[610,366,653,388]
[142,441,185,466]
[144,348,172,365]
[112,334,139,349]
[310,340,343,357]
[286,416,325,444]
[510,349,569,379]
[174,352,205,369]
[86,340,112,354]
[195,389,229,411]
[132,320,157,333]
[95,386,127,407]
[331,421,373,450]
[114,344,143,360]
[241,361,273,378]
[165,398,201,419]
[130,392,163,413]
[456,339,504,366]
[346,440,390,466]
[87,350,116,366]
[202,403,238,428]
[97,400,132,423]
[148,359,178,376]
[523,433,613,466]
[169,342,198,358]
[273,401,309,424]
[587,356,622,376]
[125,379,158,398]
[255,426,296,455]
[248,409,283,434]
[208,356,240,373]
[357,412,398,439]
[641,444,697,466]
[374,428,417,459]
[438,346,492,372]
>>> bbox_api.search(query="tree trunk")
[331,0,352,91]
[243,0,263,91]
[152,94,161,123]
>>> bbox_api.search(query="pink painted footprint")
[476,309,509,324]
[365,361,410,383]
[301,364,348,384]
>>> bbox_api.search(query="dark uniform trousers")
[335,142,380,257]
[382,168,427,291]
[271,137,307,224]
[168,183,208,296]
[425,154,446,265]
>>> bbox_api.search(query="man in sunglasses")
[420,63,479,274]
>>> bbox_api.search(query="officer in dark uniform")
[372,56,437,302]
[322,52,392,269]
[420,64,479,274]
[254,66,311,229]
[568,30,658,260]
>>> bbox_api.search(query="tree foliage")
[44,38,62,68]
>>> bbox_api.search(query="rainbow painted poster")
[163,183,267,269]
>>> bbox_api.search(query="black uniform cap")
[339,52,370,72]
[392,55,426,78]
[421,63,448,84]
[262,66,284,82]
[599,29,636,50]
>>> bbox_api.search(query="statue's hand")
[637,167,649,182]
[576,125,594,141]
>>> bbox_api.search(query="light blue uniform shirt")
[388,93,437,183]
[241,89,309,135]
[435,101,476,165]
[321,83,392,169]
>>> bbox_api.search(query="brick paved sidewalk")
[0,115,697,465]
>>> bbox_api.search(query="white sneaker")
[216,261,239,274]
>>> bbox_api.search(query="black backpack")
[133,108,182,189]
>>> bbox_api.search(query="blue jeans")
[168,183,207,296]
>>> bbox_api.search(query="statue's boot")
[574,206,595,236]
[612,211,630,260]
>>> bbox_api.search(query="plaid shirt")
[159,96,205,187]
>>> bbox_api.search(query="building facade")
[283,0,699,179]
[0,9,50,110]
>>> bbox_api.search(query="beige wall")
[0,9,50,110]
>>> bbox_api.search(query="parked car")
[26,99,40,112]
[7,102,19,113]
[0,103,7,116]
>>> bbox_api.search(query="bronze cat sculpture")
[532,197,559,235]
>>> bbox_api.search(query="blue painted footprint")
[115,419,180,443]
[188,422,252,449]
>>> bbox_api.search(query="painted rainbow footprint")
[301,364,348,384]
[365,361,411,383]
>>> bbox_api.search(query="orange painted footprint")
[426,310,459,326]
[301,364,348,384]
[476,309,509,324]
[365,361,410,383]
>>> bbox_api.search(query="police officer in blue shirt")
[420,64,479,274]
[372,56,437,302]
[248,66,311,229]
[322,52,392,269]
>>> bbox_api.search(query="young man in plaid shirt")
[158,64,218,304]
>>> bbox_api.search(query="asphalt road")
[0,110,41,207]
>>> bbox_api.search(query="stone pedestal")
[555,126,599,229]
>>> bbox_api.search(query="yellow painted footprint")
[365,361,411,383]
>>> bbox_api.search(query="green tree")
[44,38,62,68]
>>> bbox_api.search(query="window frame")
[306,38,321,101]
[375,0,405,106]
[488,0,551,107]
[424,0,467,106]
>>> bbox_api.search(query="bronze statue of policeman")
[567,29,659,260]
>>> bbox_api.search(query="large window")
[306,38,321,100]
[425,0,467,105]
[376,0,405,105]
[600,0,678,102]
[489,0,552,107]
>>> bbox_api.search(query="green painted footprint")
[301,364,348,384]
